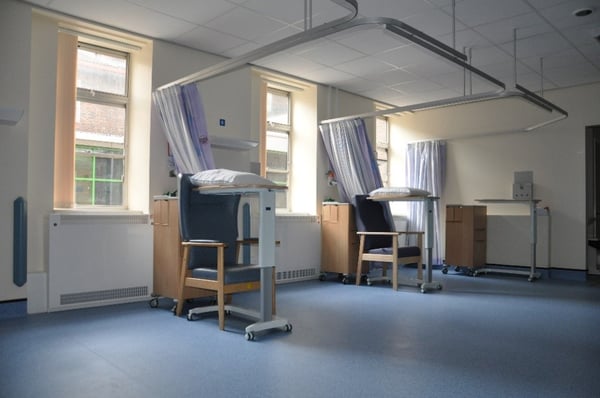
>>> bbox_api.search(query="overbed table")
[196,184,292,340]
[473,199,542,281]
[369,194,442,293]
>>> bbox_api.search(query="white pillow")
[369,186,431,198]
[190,168,277,187]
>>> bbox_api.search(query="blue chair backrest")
[353,194,394,251]
[179,173,241,268]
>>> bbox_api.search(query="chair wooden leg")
[217,289,225,330]
[175,246,190,317]
[271,267,277,315]
[392,239,399,291]
[356,236,365,286]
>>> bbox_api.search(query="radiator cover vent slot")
[60,286,149,305]
[276,267,317,283]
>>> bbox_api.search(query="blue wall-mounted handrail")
[13,197,27,287]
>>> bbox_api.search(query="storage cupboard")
[444,205,487,274]
[320,203,359,283]
[151,197,213,308]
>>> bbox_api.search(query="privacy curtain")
[319,118,383,203]
[406,140,446,265]
[152,83,215,173]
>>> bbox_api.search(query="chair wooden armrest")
[356,231,400,236]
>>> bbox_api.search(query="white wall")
[0,0,31,301]
[390,82,600,271]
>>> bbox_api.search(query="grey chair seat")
[191,264,262,284]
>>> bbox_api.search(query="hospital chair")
[175,173,275,330]
[353,194,423,291]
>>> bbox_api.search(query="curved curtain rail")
[157,0,567,131]
[157,0,359,90]
[320,86,568,132]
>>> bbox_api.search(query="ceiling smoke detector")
[573,7,593,17]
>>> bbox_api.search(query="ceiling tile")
[255,52,324,76]
[334,56,396,76]
[391,79,444,95]
[127,0,236,25]
[473,12,553,44]
[297,66,356,85]
[358,0,437,19]
[500,31,572,59]
[177,26,247,54]
[205,6,288,41]
[448,0,532,28]
[363,68,419,86]
[539,1,600,29]
[291,40,365,67]
[331,26,413,55]
[49,0,198,39]
[400,7,466,38]
[241,0,306,24]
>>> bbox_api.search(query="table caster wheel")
[149,297,159,308]
[245,332,255,341]
[284,324,293,332]
[442,267,448,274]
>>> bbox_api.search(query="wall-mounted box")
[513,182,533,200]
[513,171,533,200]
[0,107,24,125]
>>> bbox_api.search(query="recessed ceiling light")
[573,7,593,17]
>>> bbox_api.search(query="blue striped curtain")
[406,140,446,265]
[319,118,383,203]
[152,83,215,173]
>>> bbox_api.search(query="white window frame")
[265,87,292,210]
[376,116,390,187]
[74,42,130,208]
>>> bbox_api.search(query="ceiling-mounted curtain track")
[156,0,567,131]
[157,0,359,90]
[320,85,568,132]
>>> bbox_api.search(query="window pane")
[95,181,123,205]
[267,90,289,125]
[376,117,388,146]
[75,155,93,178]
[75,180,93,205]
[266,172,288,185]
[266,130,288,171]
[95,157,123,180]
[77,47,127,96]
[275,191,287,209]
[76,101,125,146]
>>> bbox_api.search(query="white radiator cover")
[274,215,321,283]
[48,213,153,311]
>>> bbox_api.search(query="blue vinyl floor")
[1,270,600,398]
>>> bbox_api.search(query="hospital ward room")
[1,0,600,397]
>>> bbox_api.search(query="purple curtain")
[319,118,383,203]
[152,84,215,173]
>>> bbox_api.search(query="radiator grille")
[53,213,149,225]
[60,286,149,305]
[276,267,318,283]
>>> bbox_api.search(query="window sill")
[52,208,146,216]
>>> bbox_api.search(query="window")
[266,88,291,209]
[74,44,129,206]
[376,116,390,187]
